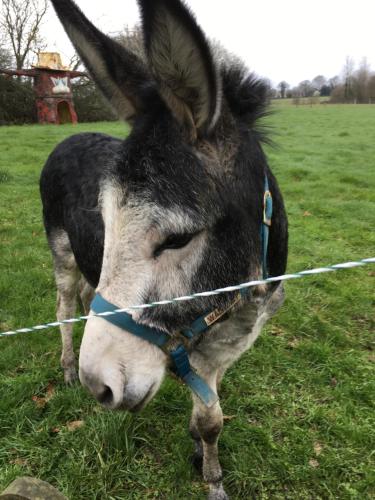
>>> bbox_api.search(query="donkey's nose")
[79,368,154,411]
[96,385,114,406]
[79,369,125,410]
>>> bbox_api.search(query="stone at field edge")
[0,477,67,500]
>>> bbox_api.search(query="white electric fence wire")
[1,258,374,338]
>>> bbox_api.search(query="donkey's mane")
[211,40,270,130]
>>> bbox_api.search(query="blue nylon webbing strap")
[170,346,218,407]
[181,315,207,339]
[261,175,273,279]
[91,293,170,347]
[90,293,218,407]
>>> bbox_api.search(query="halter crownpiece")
[90,176,273,407]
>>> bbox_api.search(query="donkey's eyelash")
[153,232,197,258]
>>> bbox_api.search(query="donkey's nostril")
[79,368,125,409]
[97,385,114,405]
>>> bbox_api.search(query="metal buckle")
[263,190,272,226]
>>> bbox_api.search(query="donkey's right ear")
[138,0,221,138]
[50,0,150,122]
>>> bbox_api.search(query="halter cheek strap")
[262,175,273,280]
[90,293,219,406]
[90,175,273,407]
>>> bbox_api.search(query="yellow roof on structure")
[33,52,69,71]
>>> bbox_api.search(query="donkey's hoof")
[64,367,78,385]
[208,484,229,500]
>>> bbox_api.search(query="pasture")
[0,104,374,499]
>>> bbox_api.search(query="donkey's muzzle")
[79,368,154,412]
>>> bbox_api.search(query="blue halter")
[90,176,273,407]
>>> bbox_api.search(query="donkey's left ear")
[138,0,221,137]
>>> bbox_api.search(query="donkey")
[40,0,288,498]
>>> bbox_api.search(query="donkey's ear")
[138,0,221,137]
[50,0,150,122]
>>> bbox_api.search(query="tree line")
[1,0,374,125]
[274,57,375,104]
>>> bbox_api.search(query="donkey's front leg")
[56,285,79,384]
[53,240,80,385]
[190,373,228,500]
[78,276,95,315]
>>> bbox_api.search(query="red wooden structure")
[0,52,87,125]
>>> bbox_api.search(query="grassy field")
[0,104,374,499]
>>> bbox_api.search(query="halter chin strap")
[90,176,273,407]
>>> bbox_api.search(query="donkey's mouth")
[127,384,156,413]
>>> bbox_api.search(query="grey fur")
[42,1,288,498]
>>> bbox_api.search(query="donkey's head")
[52,0,271,410]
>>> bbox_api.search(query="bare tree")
[298,80,313,97]
[368,74,375,104]
[0,0,47,70]
[342,56,355,102]
[277,81,289,99]
[329,76,340,90]
[312,75,327,93]
[68,52,82,72]
[0,45,13,68]
[0,29,14,67]
[116,25,144,61]
[263,78,277,99]
[330,84,346,103]
[355,57,370,103]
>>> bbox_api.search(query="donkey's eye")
[154,233,195,258]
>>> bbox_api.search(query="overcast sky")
[40,0,375,87]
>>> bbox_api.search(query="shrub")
[72,78,117,123]
[0,76,37,125]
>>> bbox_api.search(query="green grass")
[0,106,374,499]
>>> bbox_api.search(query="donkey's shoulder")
[41,132,123,187]
[46,133,122,163]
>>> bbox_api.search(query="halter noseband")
[90,176,273,407]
